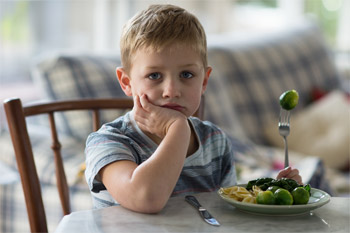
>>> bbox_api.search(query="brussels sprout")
[279,90,299,110]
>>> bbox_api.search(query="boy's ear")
[116,67,133,96]
[201,66,212,94]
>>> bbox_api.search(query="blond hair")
[120,4,207,71]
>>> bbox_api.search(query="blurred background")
[0,0,349,132]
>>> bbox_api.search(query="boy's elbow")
[119,190,168,214]
[136,192,168,213]
[124,200,166,214]
[137,200,165,214]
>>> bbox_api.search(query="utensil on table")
[278,108,291,168]
[185,195,220,226]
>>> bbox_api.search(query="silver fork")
[278,108,291,168]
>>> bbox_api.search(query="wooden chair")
[3,97,204,233]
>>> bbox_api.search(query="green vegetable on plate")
[292,187,310,205]
[274,188,294,205]
[256,191,275,205]
[246,177,311,195]
[246,177,311,205]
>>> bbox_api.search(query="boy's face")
[117,43,211,117]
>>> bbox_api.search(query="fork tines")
[279,108,291,126]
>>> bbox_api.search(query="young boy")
[85,4,302,213]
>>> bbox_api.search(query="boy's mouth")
[161,103,184,111]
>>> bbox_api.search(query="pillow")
[264,91,350,170]
[0,125,86,186]
[32,54,131,140]
[204,65,248,141]
[207,21,340,144]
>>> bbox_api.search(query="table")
[55,192,350,233]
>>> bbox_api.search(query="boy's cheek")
[136,92,149,101]
[143,95,158,107]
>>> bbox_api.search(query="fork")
[278,108,291,168]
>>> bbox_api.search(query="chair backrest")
[3,97,204,233]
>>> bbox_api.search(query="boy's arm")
[100,95,190,213]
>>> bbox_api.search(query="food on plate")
[220,177,311,205]
[256,191,275,205]
[266,186,279,194]
[241,196,256,204]
[246,177,310,194]
[219,185,262,204]
[274,188,294,205]
[279,89,299,110]
[291,187,310,205]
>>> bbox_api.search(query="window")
[1,0,348,133]
[0,0,347,94]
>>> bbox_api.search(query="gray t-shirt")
[85,111,236,208]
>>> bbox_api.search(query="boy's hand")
[276,167,303,185]
[133,94,188,139]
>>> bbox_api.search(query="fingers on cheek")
[133,106,148,124]
[133,96,148,118]
[134,95,142,109]
[137,94,144,105]
[140,94,154,112]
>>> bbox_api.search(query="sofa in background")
[0,21,348,232]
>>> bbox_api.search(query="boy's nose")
[162,79,181,98]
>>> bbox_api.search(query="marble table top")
[55,192,350,233]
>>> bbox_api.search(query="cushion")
[32,54,131,140]
[204,71,248,141]
[0,181,92,232]
[0,125,87,186]
[0,128,93,232]
[206,21,340,144]
[264,90,350,170]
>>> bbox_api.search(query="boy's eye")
[180,71,193,79]
[148,73,161,80]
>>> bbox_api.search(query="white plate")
[218,185,331,216]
